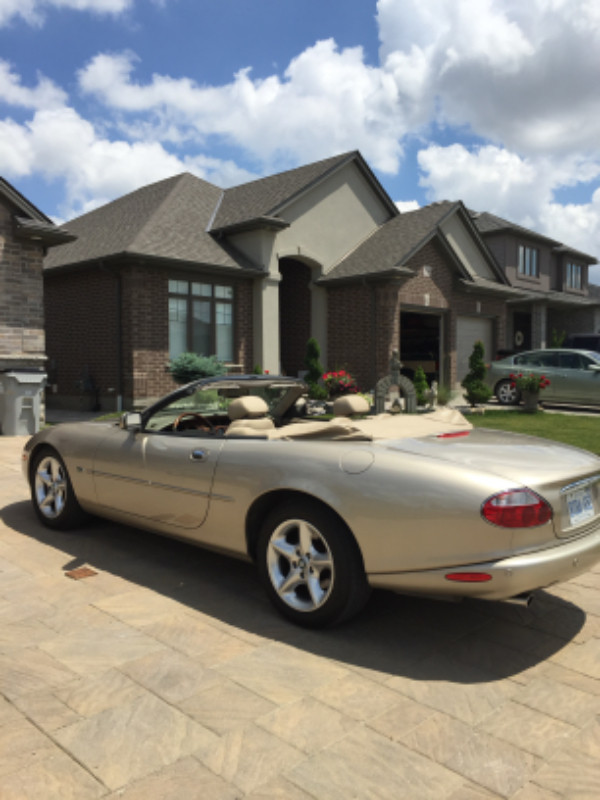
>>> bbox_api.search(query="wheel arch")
[26,442,58,485]
[245,489,364,567]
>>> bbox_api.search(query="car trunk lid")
[383,428,600,540]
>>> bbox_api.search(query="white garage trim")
[457,316,493,386]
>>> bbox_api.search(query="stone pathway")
[1,435,599,798]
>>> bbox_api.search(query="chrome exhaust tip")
[504,592,534,608]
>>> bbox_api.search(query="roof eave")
[458,279,528,298]
[14,217,77,247]
[211,216,290,236]
[318,266,415,286]
[44,250,264,277]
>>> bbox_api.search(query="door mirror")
[120,411,142,431]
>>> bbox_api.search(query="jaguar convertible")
[22,375,600,627]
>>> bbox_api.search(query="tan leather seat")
[332,395,370,417]
[226,396,274,436]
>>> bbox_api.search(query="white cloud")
[418,143,600,277]
[377,0,600,156]
[396,200,420,213]
[0,0,132,26]
[77,41,408,174]
[0,0,599,276]
[0,105,256,217]
[0,59,66,108]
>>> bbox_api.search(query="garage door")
[456,316,493,385]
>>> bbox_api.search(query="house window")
[566,262,583,290]
[518,245,539,278]
[168,280,234,361]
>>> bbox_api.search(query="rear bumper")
[368,524,600,600]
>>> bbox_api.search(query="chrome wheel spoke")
[306,571,326,607]
[277,567,304,596]
[298,520,315,556]
[270,535,297,562]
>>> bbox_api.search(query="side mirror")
[120,411,142,431]
[588,365,600,373]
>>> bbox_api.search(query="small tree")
[413,366,429,406]
[461,340,492,407]
[304,338,327,399]
[169,353,226,384]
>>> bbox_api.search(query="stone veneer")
[0,201,47,372]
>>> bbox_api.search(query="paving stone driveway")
[1,434,599,799]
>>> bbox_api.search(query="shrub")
[412,366,429,405]
[169,353,226,384]
[461,340,492,406]
[304,338,323,386]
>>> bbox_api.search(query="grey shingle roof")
[45,152,396,271]
[44,173,254,271]
[472,210,597,263]
[211,151,396,231]
[323,201,460,282]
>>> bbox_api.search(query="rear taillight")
[481,489,552,528]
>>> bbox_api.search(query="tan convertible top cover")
[269,408,472,441]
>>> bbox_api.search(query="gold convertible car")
[22,375,600,627]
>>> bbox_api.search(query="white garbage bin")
[0,371,46,435]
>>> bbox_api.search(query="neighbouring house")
[471,211,599,352]
[0,178,74,430]
[42,151,599,411]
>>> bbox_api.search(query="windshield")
[144,381,304,432]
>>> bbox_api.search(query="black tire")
[495,379,520,406]
[30,447,88,530]
[257,499,370,628]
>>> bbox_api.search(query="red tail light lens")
[482,489,552,528]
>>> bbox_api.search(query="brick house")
[472,211,599,352]
[0,177,74,374]
[42,151,598,411]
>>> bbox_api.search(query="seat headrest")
[228,395,270,420]
[332,394,370,417]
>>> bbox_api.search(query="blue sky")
[1,0,600,283]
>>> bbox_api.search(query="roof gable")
[211,151,398,232]
[471,209,597,263]
[324,200,509,285]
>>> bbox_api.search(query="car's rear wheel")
[30,447,87,530]
[257,500,370,627]
[495,379,520,405]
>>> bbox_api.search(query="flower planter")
[522,390,540,413]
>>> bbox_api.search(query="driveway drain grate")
[65,566,98,580]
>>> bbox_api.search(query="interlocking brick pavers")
[1,433,599,799]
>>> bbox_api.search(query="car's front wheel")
[30,447,88,530]
[257,500,370,628]
[495,379,520,405]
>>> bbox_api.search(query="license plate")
[566,486,595,527]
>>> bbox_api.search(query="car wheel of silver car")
[257,500,370,628]
[30,448,87,530]
[495,379,520,405]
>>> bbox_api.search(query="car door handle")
[190,449,208,462]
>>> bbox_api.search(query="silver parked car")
[23,375,600,627]
[486,348,600,406]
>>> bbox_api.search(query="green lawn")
[469,410,600,455]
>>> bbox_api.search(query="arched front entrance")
[279,258,312,377]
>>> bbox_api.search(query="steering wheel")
[172,412,214,431]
